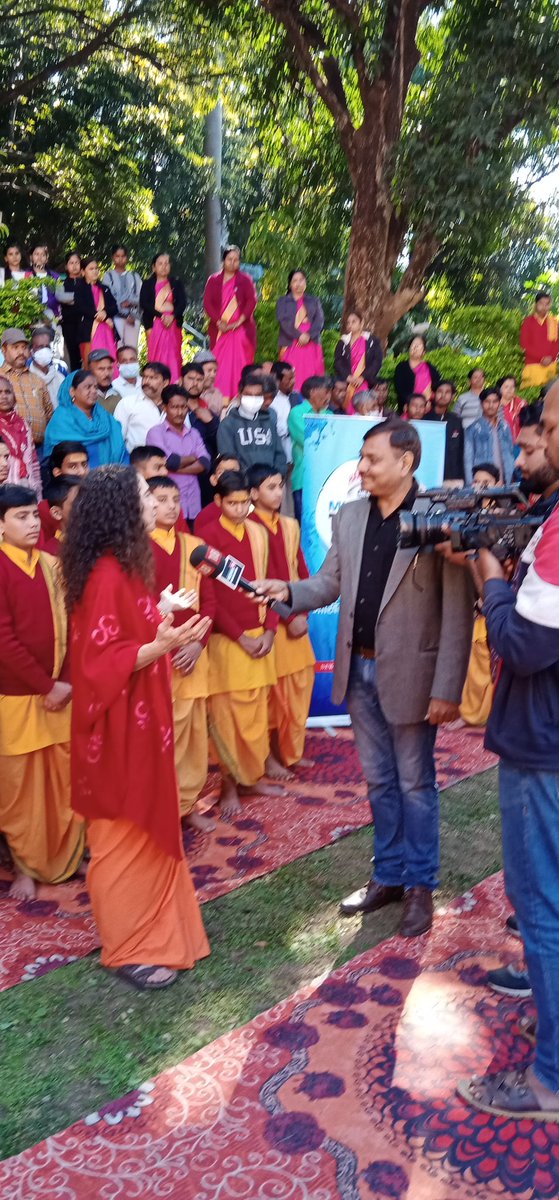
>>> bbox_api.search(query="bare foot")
[296,756,315,769]
[265,753,294,782]
[218,776,242,818]
[184,810,217,833]
[9,871,36,901]
[240,780,287,798]
[526,1064,559,1111]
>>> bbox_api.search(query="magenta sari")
[345,335,368,413]
[283,298,324,390]
[213,275,253,401]
[91,285,117,371]
[147,281,183,383]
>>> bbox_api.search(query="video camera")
[399,487,544,558]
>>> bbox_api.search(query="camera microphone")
[189,544,292,619]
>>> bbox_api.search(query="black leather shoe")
[339,880,404,917]
[398,886,433,937]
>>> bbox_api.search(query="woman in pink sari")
[140,253,186,384]
[333,309,384,413]
[74,259,118,369]
[203,246,257,402]
[276,270,325,390]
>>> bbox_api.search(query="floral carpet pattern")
[3,872,550,1200]
[0,726,496,993]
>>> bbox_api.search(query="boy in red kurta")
[519,292,559,389]
[148,476,216,833]
[206,470,279,816]
[248,464,316,775]
[0,484,84,899]
[193,453,240,538]
[42,475,83,555]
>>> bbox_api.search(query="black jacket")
[333,333,383,386]
[139,275,186,331]
[424,409,464,481]
[73,279,118,342]
[394,359,441,412]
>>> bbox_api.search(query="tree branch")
[262,0,355,150]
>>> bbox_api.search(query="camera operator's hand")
[475,547,505,585]
[427,698,461,725]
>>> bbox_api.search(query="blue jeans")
[346,655,439,889]
[499,761,559,1092]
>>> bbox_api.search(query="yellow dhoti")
[208,627,276,785]
[172,664,208,816]
[270,623,315,765]
[520,362,558,389]
[86,817,210,969]
[0,695,84,882]
[460,616,494,727]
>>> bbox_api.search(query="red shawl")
[70,554,182,860]
[203,269,257,351]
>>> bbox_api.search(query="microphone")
[189,544,292,619]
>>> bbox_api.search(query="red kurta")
[209,520,278,640]
[151,534,216,634]
[193,500,220,539]
[70,555,182,860]
[519,314,559,365]
[0,551,63,695]
[250,510,310,583]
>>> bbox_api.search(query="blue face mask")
[119,362,138,380]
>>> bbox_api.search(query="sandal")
[458,1068,559,1121]
[518,1015,537,1045]
[113,964,178,991]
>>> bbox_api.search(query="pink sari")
[148,281,183,383]
[214,275,253,401]
[346,335,368,413]
[282,297,324,390]
[90,285,118,368]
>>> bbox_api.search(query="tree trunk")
[203,100,223,277]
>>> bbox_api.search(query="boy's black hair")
[0,484,37,516]
[130,444,166,466]
[146,476,180,492]
[472,462,500,483]
[215,469,249,498]
[247,463,286,490]
[45,475,83,508]
[50,441,88,471]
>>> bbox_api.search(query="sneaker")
[486,965,532,997]
[505,914,522,940]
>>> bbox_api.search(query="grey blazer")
[289,496,475,724]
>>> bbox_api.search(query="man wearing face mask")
[217,373,287,476]
[29,327,66,409]
[113,346,142,399]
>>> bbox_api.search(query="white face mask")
[119,362,138,380]
[33,347,53,367]
[239,394,262,419]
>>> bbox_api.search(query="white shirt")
[112,373,142,398]
[271,391,293,463]
[113,391,165,452]
[29,362,64,410]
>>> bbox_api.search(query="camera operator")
[257,416,474,938]
[459,384,559,1119]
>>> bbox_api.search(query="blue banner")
[301,415,447,719]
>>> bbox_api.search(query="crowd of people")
[1,236,559,1119]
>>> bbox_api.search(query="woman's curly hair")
[61,465,154,610]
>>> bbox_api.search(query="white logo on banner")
[315,459,366,549]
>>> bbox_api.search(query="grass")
[0,767,501,1160]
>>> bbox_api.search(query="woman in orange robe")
[62,465,211,990]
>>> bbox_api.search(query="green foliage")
[0,280,44,338]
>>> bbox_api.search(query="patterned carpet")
[0,726,496,993]
[4,872,552,1200]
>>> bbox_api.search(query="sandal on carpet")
[457,1069,559,1121]
[518,1015,537,1045]
[113,964,178,991]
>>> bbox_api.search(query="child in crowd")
[130,444,169,479]
[193,453,241,537]
[0,484,85,899]
[405,392,429,421]
[39,440,89,541]
[206,470,280,816]
[42,475,83,555]
[248,463,315,776]
[148,477,216,832]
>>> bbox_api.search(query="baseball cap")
[88,348,115,364]
[193,349,217,365]
[1,327,28,346]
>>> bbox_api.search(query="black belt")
[354,646,376,660]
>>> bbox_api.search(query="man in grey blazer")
[257,417,474,937]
